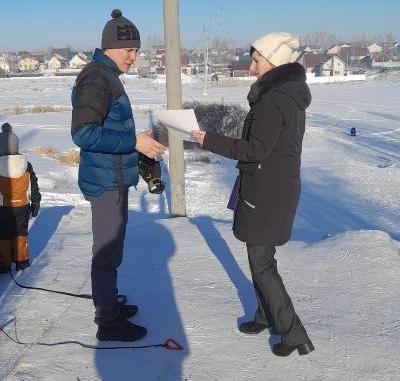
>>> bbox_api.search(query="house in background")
[372,52,400,69]
[357,55,373,70]
[395,43,400,55]
[230,60,251,77]
[0,55,11,74]
[18,56,40,72]
[316,55,347,76]
[51,48,71,60]
[298,53,330,73]
[17,51,32,59]
[233,48,249,61]
[211,62,232,78]
[339,46,369,64]
[0,53,18,74]
[48,54,69,70]
[327,43,350,55]
[302,45,323,54]
[368,43,383,55]
[181,64,195,75]
[236,51,251,62]
[157,51,191,75]
[151,46,165,68]
[133,52,151,76]
[69,52,91,69]
[299,53,347,76]
[373,52,391,63]
[30,54,46,71]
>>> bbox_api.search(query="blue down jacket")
[71,48,138,196]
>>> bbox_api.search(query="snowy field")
[0,75,399,381]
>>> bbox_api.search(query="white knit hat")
[251,32,300,67]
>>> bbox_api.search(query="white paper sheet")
[153,109,199,141]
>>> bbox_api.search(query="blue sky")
[0,0,398,51]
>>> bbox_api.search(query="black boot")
[96,319,147,342]
[94,302,138,324]
[119,303,138,319]
[15,260,30,271]
[239,321,277,335]
[272,341,315,357]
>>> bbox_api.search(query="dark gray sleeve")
[203,99,284,162]
[27,162,41,203]
[71,67,112,130]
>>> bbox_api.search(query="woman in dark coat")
[192,32,314,357]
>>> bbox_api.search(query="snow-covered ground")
[0,75,399,381]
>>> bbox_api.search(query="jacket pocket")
[233,196,255,242]
[242,199,255,209]
[237,161,262,207]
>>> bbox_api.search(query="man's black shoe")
[94,303,138,325]
[119,303,138,319]
[96,319,147,342]
[239,321,277,335]
[272,341,315,357]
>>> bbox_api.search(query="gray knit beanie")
[102,9,141,49]
[0,123,19,155]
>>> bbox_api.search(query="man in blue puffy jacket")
[71,9,165,341]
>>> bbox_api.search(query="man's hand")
[191,130,206,146]
[135,130,166,158]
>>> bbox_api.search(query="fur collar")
[0,154,27,178]
[247,62,306,106]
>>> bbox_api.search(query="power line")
[217,1,223,42]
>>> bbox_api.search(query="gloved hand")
[138,154,165,194]
[30,202,40,217]
[148,177,165,194]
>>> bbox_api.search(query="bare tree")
[145,35,164,50]
[46,46,54,60]
[301,31,338,50]
[210,38,236,58]
[384,33,397,45]
[372,34,384,43]
[351,33,369,47]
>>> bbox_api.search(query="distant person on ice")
[211,73,219,85]
[71,10,165,342]
[350,127,357,136]
[192,32,314,357]
[0,123,41,273]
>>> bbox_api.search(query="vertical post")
[163,0,186,216]
[203,37,209,96]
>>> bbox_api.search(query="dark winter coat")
[203,62,311,246]
[0,154,41,238]
[71,48,139,197]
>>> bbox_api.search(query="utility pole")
[203,33,209,96]
[203,0,213,97]
[163,0,186,216]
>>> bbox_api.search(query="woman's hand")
[191,130,206,146]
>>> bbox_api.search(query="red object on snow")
[161,338,184,351]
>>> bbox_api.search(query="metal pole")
[163,0,186,216]
[203,37,209,96]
